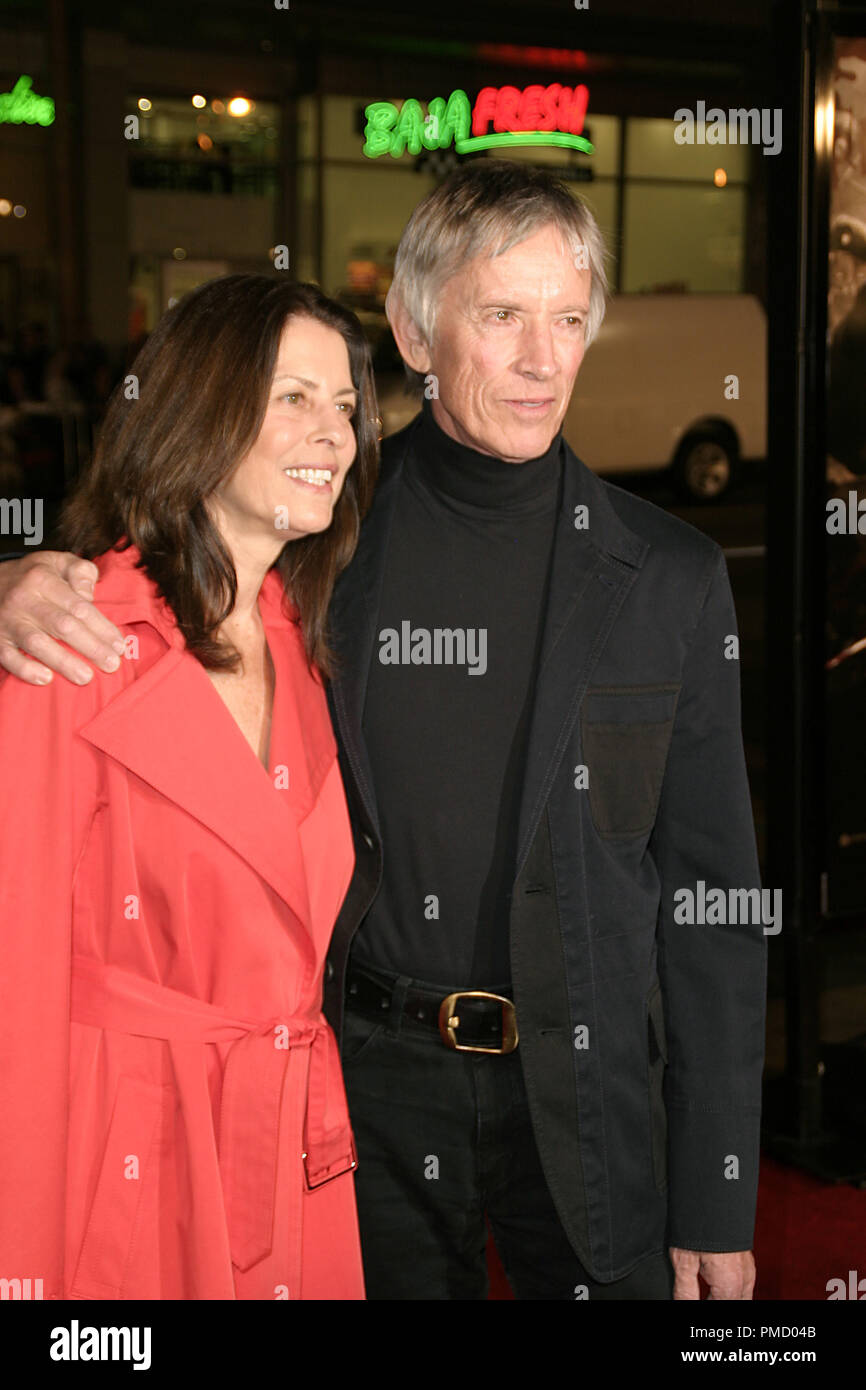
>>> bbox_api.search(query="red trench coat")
[0,544,364,1299]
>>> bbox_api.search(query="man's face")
[424,223,592,464]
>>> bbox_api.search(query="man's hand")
[0,552,126,685]
[669,1247,756,1300]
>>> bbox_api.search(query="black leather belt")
[345,963,519,1054]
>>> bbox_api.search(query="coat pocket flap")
[582,684,680,726]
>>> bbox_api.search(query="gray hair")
[385,159,610,386]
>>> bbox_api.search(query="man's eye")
[494,310,511,322]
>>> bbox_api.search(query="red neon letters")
[470,84,590,138]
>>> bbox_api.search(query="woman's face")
[210,315,359,553]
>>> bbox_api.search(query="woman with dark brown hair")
[0,274,378,1299]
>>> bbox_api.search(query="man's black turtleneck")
[354,399,563,988]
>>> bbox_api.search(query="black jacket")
[323,415,767,1282]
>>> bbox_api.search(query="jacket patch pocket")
[69,1076,165,1299]
[581,686,680,839]
[647,982,669,1193]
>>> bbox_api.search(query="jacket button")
[326,959,334,981]
[362,833,375,850]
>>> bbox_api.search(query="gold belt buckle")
[438,991,519,1054]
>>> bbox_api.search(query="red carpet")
[486,1153,866,1299]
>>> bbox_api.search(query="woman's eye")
[282,392,302,406]
[336,402,355,416]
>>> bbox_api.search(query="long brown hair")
[59,275,379,676]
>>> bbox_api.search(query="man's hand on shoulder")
[0,551,126,685]
[669,1247,756,1300]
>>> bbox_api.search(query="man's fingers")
[4,562,125,676]
[16,623,114,684]
[0,640,55,685]
[672,1269,701,1300]
[669,1247,702,1301]
[56,589,126,661]
[705,1282,747,1300]
[684,1251,755,1301]
[64,557,99,597]
[35,564,125,654]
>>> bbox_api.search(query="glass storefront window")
[622,182,746,291]
[570,182,618,260]
[626,115,750,182]
[322,164,437,303]
[303,99,752,319]
[324,94,374,162]
[311,101,624,304]
[128,94,280,195]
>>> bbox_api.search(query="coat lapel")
[78,554,318,936]
[514,444,648,874]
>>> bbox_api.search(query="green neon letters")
[363,85,593,159]
[364,90,471,158]
[0,75,55,127]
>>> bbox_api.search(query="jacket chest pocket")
[580,685,680,840]
[69,1076,167,1299]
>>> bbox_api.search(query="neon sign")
[363,85,593,159]
[0,75,55,127]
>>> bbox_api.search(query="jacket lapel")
[515,444,648,874]
[327,418,419,838]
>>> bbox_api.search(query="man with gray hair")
[0,160,765,1301]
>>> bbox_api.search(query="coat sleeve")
[0,670,99,1298]
[649,547,767,1253]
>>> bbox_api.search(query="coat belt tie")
[70,955,357,1272]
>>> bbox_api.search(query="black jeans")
[341,987,674,1301]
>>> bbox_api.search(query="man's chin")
[435,402,559,463]
[490,411,560,463]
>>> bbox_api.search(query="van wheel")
[673,431,736,502]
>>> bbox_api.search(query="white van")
[375,293,766,503]
[563,293,767,501]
